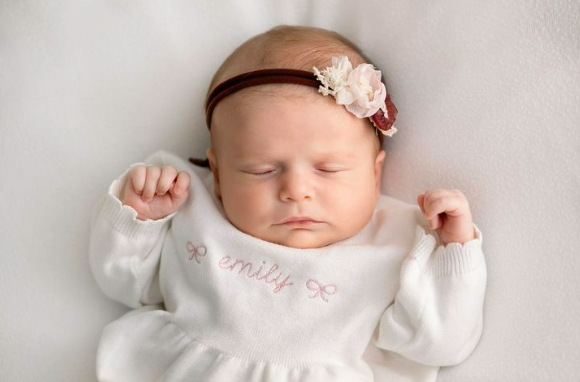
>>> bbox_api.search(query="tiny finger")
[142,167,161,202]
[157,166,178,195]
[130,166,147,195]
[171,171,191,196]
[430,214,441,230]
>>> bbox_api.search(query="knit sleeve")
[89,151,178,309]
[373,222,487,367]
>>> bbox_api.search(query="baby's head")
[204,25,395,249]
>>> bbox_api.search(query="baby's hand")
[417,189,476,245]
[122,166,191,221]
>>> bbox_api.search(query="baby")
[90,25,486,382]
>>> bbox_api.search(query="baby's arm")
[89,151,190,309]
[374,191,487,366]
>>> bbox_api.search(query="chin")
[282,242,322,250]
[276,233,336,250]
[285,242,321,249]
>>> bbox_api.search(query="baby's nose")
[278,170,314,202]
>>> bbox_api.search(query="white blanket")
[1,0,578,381]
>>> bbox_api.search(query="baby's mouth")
[276,216,323,226]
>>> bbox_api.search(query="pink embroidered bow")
[306,279,337,303]
[186,243,207,264]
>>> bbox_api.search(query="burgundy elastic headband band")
[205,69,320,129]
[205,68,397,134]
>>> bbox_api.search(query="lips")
[278,217,323,225]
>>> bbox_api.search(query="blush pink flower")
[345,64,387,118]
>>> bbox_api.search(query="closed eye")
[243,169,276,176]
[317,168,345,173]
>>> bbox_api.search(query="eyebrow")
[235,151,358,162]
[319,151,358,160]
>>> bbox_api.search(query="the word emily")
[218,256,294,294]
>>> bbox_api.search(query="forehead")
[211,86,376,159]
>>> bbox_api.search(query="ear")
[206,148,221,199]
[374,150,386,199]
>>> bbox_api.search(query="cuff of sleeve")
[99,163,177,240]
[410,223,485,277]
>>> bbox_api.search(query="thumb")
[417,193,426,214]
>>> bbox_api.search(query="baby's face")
[208,87,385,249]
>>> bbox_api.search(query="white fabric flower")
[313,56,352,101]
[330,56,355,105]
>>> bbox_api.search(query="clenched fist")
[417,189,476,245]
[122,165,191,221]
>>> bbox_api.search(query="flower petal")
[335,88,355,105]
[333,56,353,79]
[346,103,371,118]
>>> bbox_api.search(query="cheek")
[329,170,377,219]
[220,178,273,222]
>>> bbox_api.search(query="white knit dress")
[89,150,487,382]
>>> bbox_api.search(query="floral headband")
[312,55,397,137]
[191,56,398,166]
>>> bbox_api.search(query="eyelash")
[245,168,343,176]
[247,170,275,176]
[318,168,342,173]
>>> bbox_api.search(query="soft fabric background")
[1,0,578,381]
